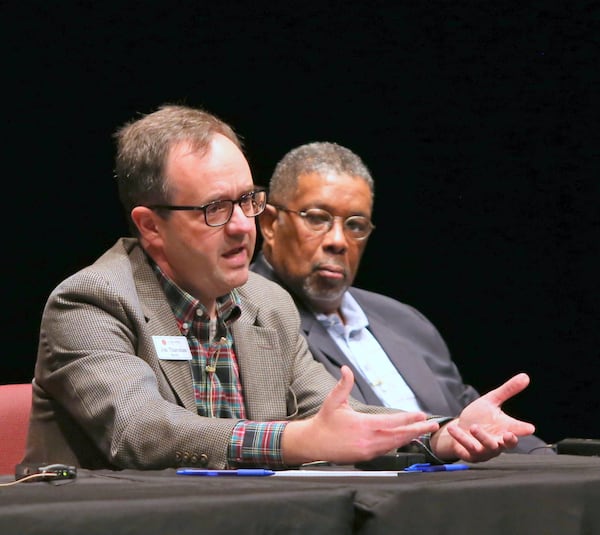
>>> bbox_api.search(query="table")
[1,454,599,534]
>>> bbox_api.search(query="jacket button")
[199,454,209,466]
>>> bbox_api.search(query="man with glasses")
[24,105,539,471]
[252,141,550,454]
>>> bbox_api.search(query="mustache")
[311,261,347,277]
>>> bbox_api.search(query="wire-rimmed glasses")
[271,204,374,240]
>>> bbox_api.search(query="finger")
[381,416,438,433]
[321,365,356,413]
[446,423,486,452]
[374,419,440,452]
[504,417,536,437]
[483,373,530,405]
[500,431,520,450]
[467,425,524,454]
[360,408,432,429]
[447,424,503,461]
[356,407,435,444]
[468,424,506,449]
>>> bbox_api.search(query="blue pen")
[404,463,470,472]
[176,468,275,476]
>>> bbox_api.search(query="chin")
[228,269,249,289]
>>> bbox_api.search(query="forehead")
[166,135,252,194]
[294,172,373,212]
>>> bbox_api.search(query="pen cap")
[444,464,470,471]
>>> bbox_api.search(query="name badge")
[152,336,193,361]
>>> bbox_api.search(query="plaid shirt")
[153,261,286,467]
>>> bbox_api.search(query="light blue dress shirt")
[315,292,423,412]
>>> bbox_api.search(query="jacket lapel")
[361,297,452,414]
[130,244,197,412]
[232,297,289,420]
[300,309,382,404]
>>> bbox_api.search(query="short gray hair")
[268,142,374,204]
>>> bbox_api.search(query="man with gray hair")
[252,141,551,454]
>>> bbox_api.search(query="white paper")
[271,470,407,477]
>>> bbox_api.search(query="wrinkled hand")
[282,366,440,466]
[431,373,536,462]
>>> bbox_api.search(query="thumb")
[484,372,530,406]
[321,365,355,413]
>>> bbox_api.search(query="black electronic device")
[555,438,600,456]
[355,452,426,471]
[15,463,78,481]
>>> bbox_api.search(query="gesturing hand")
[282,366,440,466]
[431,373,536,462]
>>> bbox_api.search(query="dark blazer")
[251,252,552,454]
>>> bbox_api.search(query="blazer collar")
[127,241,197,412]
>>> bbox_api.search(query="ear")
[131,206,162,243]
[257,204,278,243]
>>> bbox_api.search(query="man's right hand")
[281,365,440,466]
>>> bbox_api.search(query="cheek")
[180,223,220,259]
[275,231,320,266]
[294,234,323,260]
[347,246,365,272]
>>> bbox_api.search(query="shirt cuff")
[228,420,288,468]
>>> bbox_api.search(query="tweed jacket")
[250,253,551,455]
[23,238,385,471]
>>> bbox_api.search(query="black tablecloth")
[1,454,599,534]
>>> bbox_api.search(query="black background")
[3,2,599,444]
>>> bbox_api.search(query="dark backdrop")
[4,3,599,445]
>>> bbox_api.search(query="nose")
[322,217,349,251]
[226,203,255,233]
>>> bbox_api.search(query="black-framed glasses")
[147,189,268,227]
[271,204,375,240]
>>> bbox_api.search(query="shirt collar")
[315,291,368,335]
[150,258,241,329]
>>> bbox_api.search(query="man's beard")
[300,272,348,310]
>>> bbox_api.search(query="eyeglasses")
[272,204,375,240]
[147,189,268,227]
